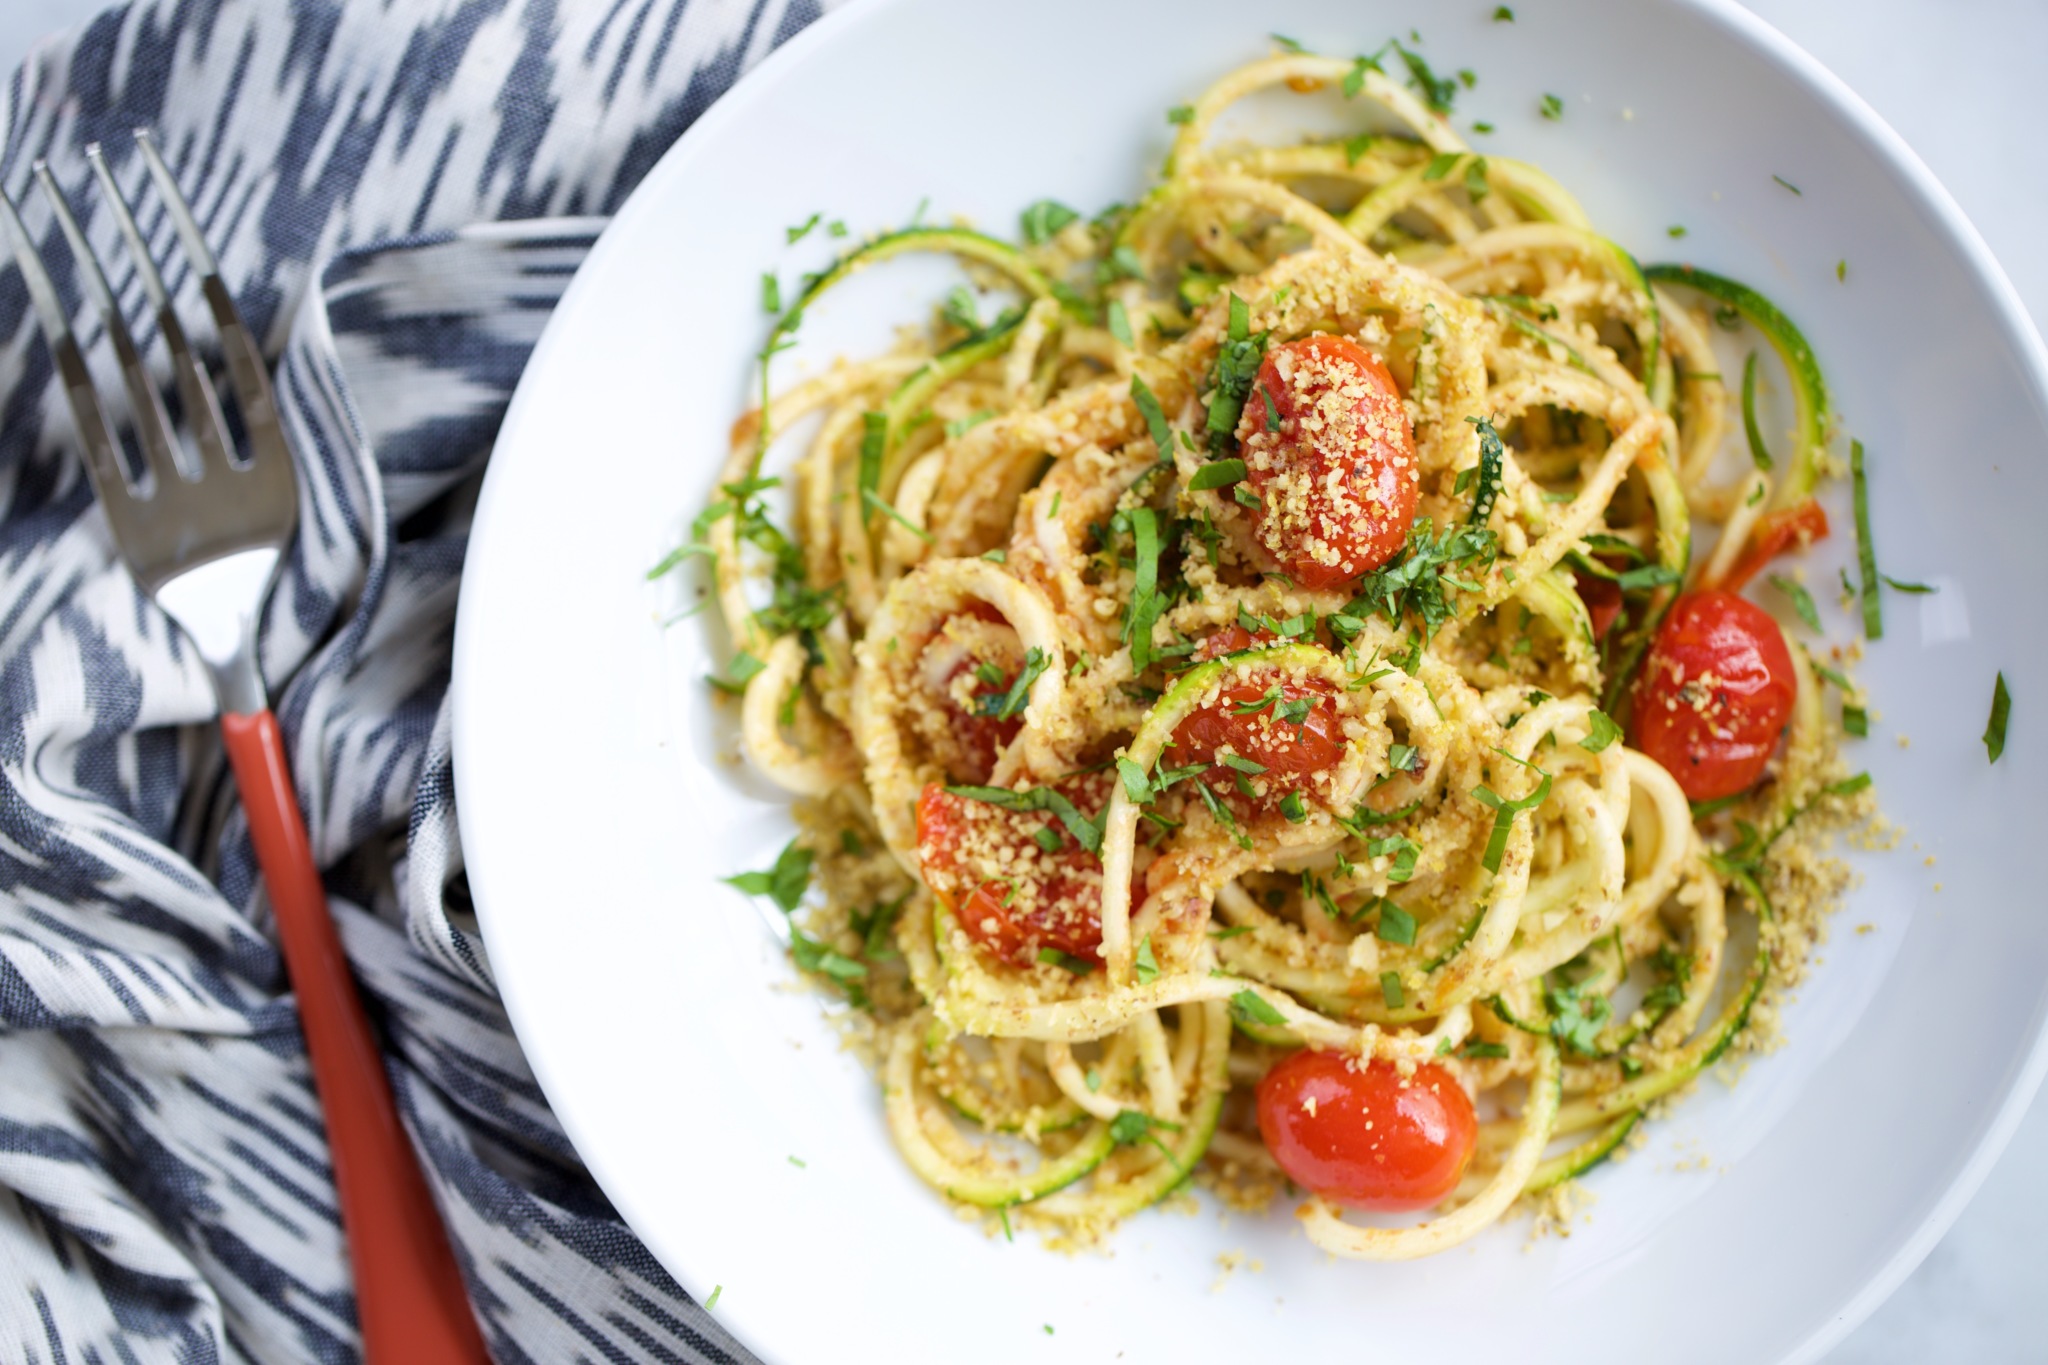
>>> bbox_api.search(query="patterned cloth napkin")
[0,1,835,1359]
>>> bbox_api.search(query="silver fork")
[1,133,491,1364]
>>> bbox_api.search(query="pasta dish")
[695,43,1874,1259]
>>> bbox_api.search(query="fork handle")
[221,709,493,1364]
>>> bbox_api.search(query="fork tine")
[0,185,136,506]
[133,130,291,473]
[85,142,237,478]
[32,160,191,491]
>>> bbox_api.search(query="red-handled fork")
[1,134,492,1364]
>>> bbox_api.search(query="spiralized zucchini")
[697,43,1868,1258]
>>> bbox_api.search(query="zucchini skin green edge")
[1642,262,1833,507]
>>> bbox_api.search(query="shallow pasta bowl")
[451,0,2048,1360]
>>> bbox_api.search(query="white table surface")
[1,1,2041,1360]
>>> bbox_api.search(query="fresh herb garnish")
[1843,704,1869,737]
[944,784,1104,854]
[708,650,767,695]
[1020,199,1079,245]
[1545,979,1611,1055]
[1882,575,1935,595]
[975,647,1050,721]
[1540,93,1564,120]
[1377,900,1417,945]
[1985,672,2010,763]
[1852,439,1881,639]
[1492,5,1514,19]
[1279,791,1309,823]
[1422,151,1461,182]
[1166,104,1195,125]
[1038,947,1097,976]
[1668,225,1688,239]
[1772,174,1803,195]
[1130,375,1173,459]
[1203,294,1271,454]
[1229,989,1286,1027]
[1463,416,1506,524]
[1188,458,1248,492]
[1473,769,1553,874]
[1271,32,1307,51]
[1769,573,1821,631]
[945,410,995,439]
[1579,709,1622,753]
[724,837,814,913]
[1107,298,1135,347]
[1380,971,1407,1009]
[760,273,781,313]
[1135,934,1160,985]
[1123,506,1165,670]
[1340,517,1499,644]
[786,212,821,243]
[1740,351,1774,470]
[1367,834,1421,883]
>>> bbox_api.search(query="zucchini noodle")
[697,44,1874,1258]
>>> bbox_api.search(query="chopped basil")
[1740,351,1774,470]
[1166,104,1195,125]
[944,784,1105,854]
[723,837,814,913]
[1377,901,1417,945]
[1380,971,1406,1009]
[1837,259,1848,282]
[791,930,867,985]
[708,650,767,695]
[785,212,821,243]
[1842,704,1868,738]
[1545,980,1610,1054]
[1344,131,1377,164]
[1882,575,1935,594]
[1668,225,1687,239]
[1260,384,1282,432]
[1422,151,1461,182]
[858,410,887,499]
[1772,174,1803,196]
[1279,791,1308,823]
[1129,375,1173,459]
[861,488,932,542]
[645,542,712,579]
[1367,833,1421,883]
[1464,1039,1510,1059]
[705,1285,722,1311]
[1037,947,1097,975]
[1985,672,2010,763]
[1134,934,1160,985]
[975,647,1050,721]
[840,829,864,856]
[1852,439,1881,639]
[1124,506,1165,671]
[1210,924,1253,940]
[760,273,780,313]
[1270,32,1306,51]
[941,285,982,333]
[1188,458,1248,492]
[1768,573,1821,632]
[1020,199,1079,245]
[1107,298,1135,347]
[1579,709,1622,753]
[1232,484,1262,509]
[1203,293,1271,453]
[1229,988,1287,1027]
[1540,93,1564,120]
[1388,742,1423,774]
[1099,244,1146,283]
[1493,5,1514,19]
[1217,753,1268,775]
[1473,769,1553,873]
[946,410,995,439]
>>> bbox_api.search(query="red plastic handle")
[221,709,492,1364]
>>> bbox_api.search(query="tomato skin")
[1192,624,1277,662]
[1631,591,1797,802]
[1172,674,1345,787]
[1255,1052,1477,1210]
[915,775,1118,968]
[1574,569,1624,642]
[1235,334,1419,590]
[1715,499,1829,595]
[919,605,1025,784]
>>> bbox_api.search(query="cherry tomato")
[1235,334,1419,590]
[915,772,1121,968]
[1255,1051,1477,1210]
[1193,623,1277,662]
[1715,498,1830,594]
[1631,591,1797,801]
[918,605,1026,784]
[1573,569,1624,642]
[1172,672,1345,798]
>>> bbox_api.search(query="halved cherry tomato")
[915,772,1121,968]
[1172,672,1344,798]
[1255,1051,1478,1211]
[1714,498,1829,594]
[1631,591,1797,802]
[918,605,1026,784]
[1573,569,1624,642]
[1193,623,1277,662]
[1235,334,1420,590]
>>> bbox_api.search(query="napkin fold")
[0,1,829,1359]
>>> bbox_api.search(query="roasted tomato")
[1170,666,1344,817]
[1573,569,1624,642]
[1234,334,1420,590]
[915,771,1120,969]
[1192,623,1278,661]
[1714,499,1829,595]
[1256,1051,1478,1210]
[916,605,1030,784]
[1631,591,1797,801]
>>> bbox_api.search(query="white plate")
[452,1,2048,1360]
